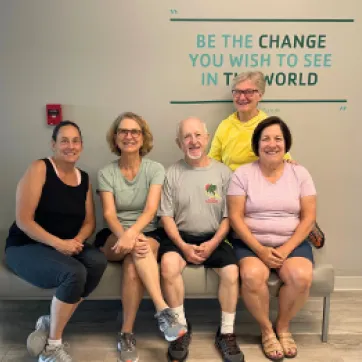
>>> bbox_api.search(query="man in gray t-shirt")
[158,117,244,362]
[159,158,231,235]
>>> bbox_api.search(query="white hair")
[231,71,266,95]
[176,117,209,140]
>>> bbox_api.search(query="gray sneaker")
[38,344,72,362]
[215,327,244,362]
[154,308,187,342]
[117,332,138,362]
[27,315,50,357]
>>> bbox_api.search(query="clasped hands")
[56,237,83,255]
[258,245,290,269]
[181,240,217,264]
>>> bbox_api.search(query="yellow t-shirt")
[208,111,291,171]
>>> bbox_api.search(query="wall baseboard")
[335,276,362,291]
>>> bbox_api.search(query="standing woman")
[5,121,107,362]
[209,71,291,170]
[95,112,186,362]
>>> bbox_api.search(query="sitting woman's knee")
[92,250,108,275]
[122,256,140,283]
[288,268,313,292]
[100,245,125,262]
[148,238,159,255]
[240,267,268,292]
[56,264,87,304]
[131,237,159,259]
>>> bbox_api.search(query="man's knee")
[161,253,183,282]
[219,264,239,286]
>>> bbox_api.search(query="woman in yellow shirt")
[209,71,290,171]
[209,72,294,360]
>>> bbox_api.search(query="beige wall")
[0,1,361,280]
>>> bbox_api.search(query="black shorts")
[232,238,314,264]
[93,227,163,249]
[158,229,237,268]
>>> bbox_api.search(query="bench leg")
[322,295,330,343]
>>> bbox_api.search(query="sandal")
[277,332,297,358]
[261,333,284,361]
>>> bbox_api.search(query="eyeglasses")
[232,89,259,97]
[116,128,143,137]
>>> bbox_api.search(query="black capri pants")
[5,243,107,304]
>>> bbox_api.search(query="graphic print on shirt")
[205,183,221,203]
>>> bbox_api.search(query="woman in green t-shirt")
[95,112,186,362]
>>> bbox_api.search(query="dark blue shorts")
[231,238,314,264]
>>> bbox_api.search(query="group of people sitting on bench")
[4,71,316,362]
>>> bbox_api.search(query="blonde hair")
[231,71,266,95]
[106,112,153,156]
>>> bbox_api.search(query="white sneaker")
[27,315,50,357]
[38,344,73,362]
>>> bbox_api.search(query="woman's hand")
[133,234,151,258]
[112,230,137,255]
[257,246,284,269]
[275,245,291,262]
[55,239,83,256]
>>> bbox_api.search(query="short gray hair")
[176,117,209,140]
[231,71,266,95]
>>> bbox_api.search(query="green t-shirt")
[97,158,165,232]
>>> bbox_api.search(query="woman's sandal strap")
[262,334,284,360]
[278,332,298,358]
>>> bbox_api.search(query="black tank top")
[6,158,89,249]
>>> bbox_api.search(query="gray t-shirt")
[158,159,232,235]
[98,158,165,232]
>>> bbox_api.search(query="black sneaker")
[215,327,244,362]
[168,322,192,361]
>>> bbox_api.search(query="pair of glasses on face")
[232,89,259,98]
[116,128,143,137]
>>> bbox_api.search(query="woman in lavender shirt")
[227,117,316,361]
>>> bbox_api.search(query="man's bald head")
[176,117,210,161]
[176,117,209,141]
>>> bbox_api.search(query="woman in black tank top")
[5,121,107,361]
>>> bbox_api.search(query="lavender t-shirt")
[227,162,316,247]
